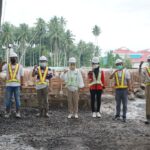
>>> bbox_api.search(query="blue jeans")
[5,86,21,110]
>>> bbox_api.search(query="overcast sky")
[2,0,150,52]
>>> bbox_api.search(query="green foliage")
[0,17,100,67]
[101,51,132,69]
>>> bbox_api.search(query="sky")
[2,0,150,53]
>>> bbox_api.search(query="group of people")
[0,50,150,124]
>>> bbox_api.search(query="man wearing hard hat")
[32,56,52,117]
[60,57,84,119]
[1,52,24,118]
[88,57,105,118]
[110,59,131,122]
[140,55,150,124]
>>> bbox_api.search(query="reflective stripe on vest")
[114,70,127,89]
[36,66,48,85]
[6,63,19,83]
[66,70,78,87]
[144,67,150,86]
[146,67,150,76]
[89,71,103,87]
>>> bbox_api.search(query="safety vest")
[89,71,103,87]
[7,63,19,83]
[114,70,128,89]
[145,67,150,86]
[36,66,48,85]
[67,70,78,87]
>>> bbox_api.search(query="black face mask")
[10,58,16,64]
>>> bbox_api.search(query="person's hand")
[64,69,68,73]
[34,65,38,70]
[79,87,85,92]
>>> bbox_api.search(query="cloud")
[2,0,150,51]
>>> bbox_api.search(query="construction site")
[0,68,150,150]
[0,0,150,150]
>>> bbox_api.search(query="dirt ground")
[0,95,150,150]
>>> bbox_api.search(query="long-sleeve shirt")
[60,69,84,92]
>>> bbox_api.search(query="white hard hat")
[115,59,123,64]
[9,52,18,58]
[69,57,76,63]
[39,56,47,61]
[92,57,99,63]
[147,55,150,60]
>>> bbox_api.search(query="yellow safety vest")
[145,67,150,86]
[89,72,103,87]
[114,70,128,89]
[36,66,48,85]
[7,63,19,83]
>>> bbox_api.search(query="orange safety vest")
[7,63,19,83]
[36,66,48,85]
[114,70,128,89]
[145,67,150,86]
[89,72,103,87]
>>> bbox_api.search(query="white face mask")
[39,62,47,67]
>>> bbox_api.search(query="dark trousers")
[90,90,102,112]
[115,89,128,118]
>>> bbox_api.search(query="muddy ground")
[0,95,150,150]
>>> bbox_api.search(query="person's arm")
[101,71,105,88]
[127,79,132,91]
[32,65,38,77]
[20,66,24,89]
[78,70,84,89]
[126,70,132,91]
[109,70,117,79]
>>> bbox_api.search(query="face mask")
[10,58,16,64]
[39,62,47,67]
[117,65,123,70]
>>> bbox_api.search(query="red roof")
[113,48,150,63]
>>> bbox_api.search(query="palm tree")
[35,18,46,57]
[48,16,65,66]
[17,23,29,66]
[1,22,14,62]
[92,25,101,55]
[62,30,74,66]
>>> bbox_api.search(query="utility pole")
[0,0,2,28]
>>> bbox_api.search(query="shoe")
[145,120,150,125]
[122,118,126,123]
[112,115,120,120]
[16,112,21,118]
[92,112,96,118]
[74,114,79,119]
[36,113,41,117]
[45,113,50,118]
[4,113,10,118]
[96,112,101,118]
[68,114,73,119]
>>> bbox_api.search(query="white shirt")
[2,63,24,87]
[60,69,84,92]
